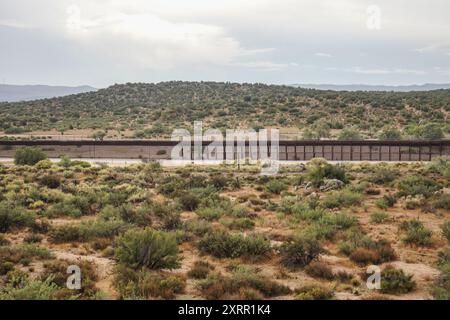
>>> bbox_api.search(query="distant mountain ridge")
[292,83,450,92]
[0,84,97,102]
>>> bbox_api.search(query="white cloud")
[315,52,332,58]
[415,43,450,56]
[61,5,277,70]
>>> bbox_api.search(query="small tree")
[14,147,47,166]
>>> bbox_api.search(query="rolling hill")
[0,81,448,139]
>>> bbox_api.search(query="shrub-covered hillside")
[0,82,449,139]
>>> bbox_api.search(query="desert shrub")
[321,189,362,208]
[40,259,98,298]
[380,267,416,294]
[339,229,396,265]
[44,202,82,218]
[0,277,60,300]
[150,202,182,230]
[397,176,441,198]
[23,233,43,244]
[413,123,444,140]
[305,262,334,280]
[14,147,47,166]
[187,261,215,279]
[48,220,128,243]
[48,225,83,243]
[115,228,180,270]
[378,127,402,140]
[0,244,52,264]
[375,194,396,209]
[114,266,185,299]
[427,157,450,178]
[265,180,287,194]
[198,267,290,299]
[178,192,200,211]
[0,234,10,246]
[209,174,229,190]
[0,261,14,275]
[35,159,52,169]
[431,269,450,300]
[198,231,271,259]
[306,159,347,187]
[230,205,252,218]
[40,174,61,189]
[433,193,450,210]
[196,207,223,221]
[437,248,450,267]
[370,211,389,224]
[368,167,398,185]
[226,218,255,231]
[0,202,35,232]
[183,219,212,236]
[280,236,322,269]
[338,128,362,140]
[294,284,334,300]
[400,220,433,246]
[441,220,450,243]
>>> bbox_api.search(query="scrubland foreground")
[0,155,449,300]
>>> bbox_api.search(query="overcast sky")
[1,0,450,87]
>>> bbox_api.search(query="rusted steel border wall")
[0,140,449,161]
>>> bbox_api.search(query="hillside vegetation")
[0,82,449,139]
[0,158,449,299]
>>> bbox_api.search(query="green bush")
[369,167,398,185]
[196,207,223,221]
[441,220,450,243]
[294,285,334,300]
[49,220,128,243]
[322,189,362,208]
[0,202,35,232]
[305,261,334,280]
[265,180,287,194]
[375,194,396,209]
[433,194,450,210]
[397,176,441,198]
[339,229,396,265]
[226,218,255,231]
[0,244,52,264]
[40,174,61,189]
[280,236,322,269]
[306,160,347,187]
[0,277,60,300]
[183,219,212,236]
[380,267,416,294]
[115,228,180,269]
[198,267,290,299]
[338,128,362,140]
[400,220,433,246]
[178,192,200,211]
[14,147,48,166]
[198,231,271,259]
[113,266,185,299]
[378,127,402,140]
[370,211,389,224]
[187,261,215,279]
